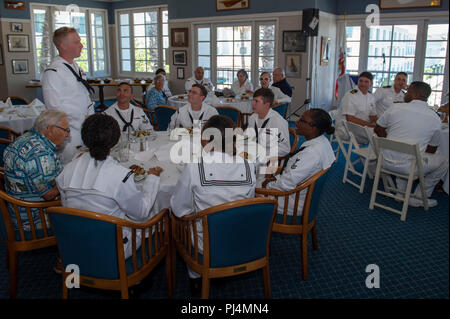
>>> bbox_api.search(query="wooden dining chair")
[255,167,331,280]
[271,103,288,119]
[1,96,28,105]
[46,207,173,299]
[0,126,21,141]
[139,106,158,129]
[215,106,242,127]
[171,197,277,299]
[0,180,59,298]
[154,105,178,131]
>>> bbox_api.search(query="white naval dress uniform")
[231,80,254,96]
[41,56,95,163]
[104,102,153,133]
[266,134,335,216]
[56,152,161,259]
[255,86,291,104]
[246,108,291,158]
[376,100,448,197]
[373,86,404,117]
[168,102,219,129]
[170,151,257,278]
[185,77,214,93]
[335,89,377,142]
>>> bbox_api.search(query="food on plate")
[240,96,249,100]
[176,95,185,100]
[186,128,194,135]
[134,130,151,138]
[225,97,235,102]
[129,164,146,176]
[239,152,249,159]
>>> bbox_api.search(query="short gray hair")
[33,110,68,132]
[154,74,165,82]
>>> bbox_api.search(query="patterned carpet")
[0,141,448,299]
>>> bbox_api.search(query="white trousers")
[383,153,449,198]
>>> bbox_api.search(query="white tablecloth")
[168,94,253,113]
[0,105,43,133]
[438,126,449,194]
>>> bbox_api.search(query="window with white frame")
[339,17,448,105]
[117,6,168,75]
[31,4,108,77]
[423,24,448,106]
[195,20,276,90]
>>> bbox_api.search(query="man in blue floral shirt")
[3,110,69,230]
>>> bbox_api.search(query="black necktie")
[188,112,204,128]
[280,146,306,175]
[115,108,135,132]
[161,90,167,99]
[254,118,270,144]
[63,63,95,95]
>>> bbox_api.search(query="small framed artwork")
[379,0,442,9]
[173,50,187,66]
[177,67,185,80]
[216,0,250,11]
[171,28,188,47]
[320,37,330,66]
[11,22,23,32]
[7,34,29,52]
[5,1,26,10]
[12,59,29,74]
[285,54,301,78]
[283,30,307,52]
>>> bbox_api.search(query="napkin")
[134,149,156,162]
[5,98,13,108]
[27,98,45,108]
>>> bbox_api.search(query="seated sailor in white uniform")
[231,69,254,96]
[170,115,257,291]
[185,66,214,93]
[257,71,291,104]
[56,113,163,259]
[169,84,218,129]
[261,109,335,216]
[373,72,407,117]
[374,81,448,208]
[335,71,378,143]
[246,88,291,161]
[104,82,153,134]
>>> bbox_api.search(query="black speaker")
[302,8,319,37]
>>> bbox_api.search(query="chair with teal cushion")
[171,197,277,299]
[0,185,59,298]
[271,103,288,118]
[215,106,242,126]
[46,207,173,299]
[154,105,178,131]
[0,126,20,141]
[255,167,331,280]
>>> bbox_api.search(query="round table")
[168,94,253,113]
[0,104,44,133]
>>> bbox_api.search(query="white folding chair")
[369,136,428,221]
[342,121,377,193]
[328,110,341,159]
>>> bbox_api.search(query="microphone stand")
[287,99,311,120]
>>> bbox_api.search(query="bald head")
[273,68,285,84]
[194,67,204,81]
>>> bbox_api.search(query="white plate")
[134,173,147,182]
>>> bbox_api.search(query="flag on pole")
[335,14,347,100]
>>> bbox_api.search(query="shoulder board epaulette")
[350,89,358,94]
[44,68,57,72]
[383,85,391,88]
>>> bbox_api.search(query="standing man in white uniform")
[246,88,291,159]
[41,27,95,163]
[374,81,448,207]
[185,67,214,93]
[104,82,153,133]
[335,71,377,143]
[373,72,407,116]
[169,84,218,129]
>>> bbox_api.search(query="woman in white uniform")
[261,108,335,216]
[56,113,163,259]
[170,115,257,291]
[231,69,254,96]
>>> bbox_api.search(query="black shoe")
[189,278,201,296]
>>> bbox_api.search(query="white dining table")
[168,94,253,113]
[0,104,44,133]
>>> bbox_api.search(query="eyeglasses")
[298,119,314,126]
[54,125,70,134]
[259,78,270,81]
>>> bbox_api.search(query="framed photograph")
[320,37,331,66]
[12,59,28,74]
[379,0,442,10]
[177,67,185,80]
[11,22,23,32]
[5,1,26,10]
[285,54,301,78]
[282,31,307,52]
[216,0,250,11]
[7,34,29,52]
[173,50,187,66]
[171,28,188,47]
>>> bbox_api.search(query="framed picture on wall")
[11,22,23,32]
[7,34,29,52]
[285,54,301,78]
[171,28,188,47]
[216,0,250,11]
[173,50,187,66]
[282,31,307,52]
[12,59,29,74]
[379,0,442,9]
[177,67,185,80]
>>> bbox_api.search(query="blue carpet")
[0,141,448,299]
